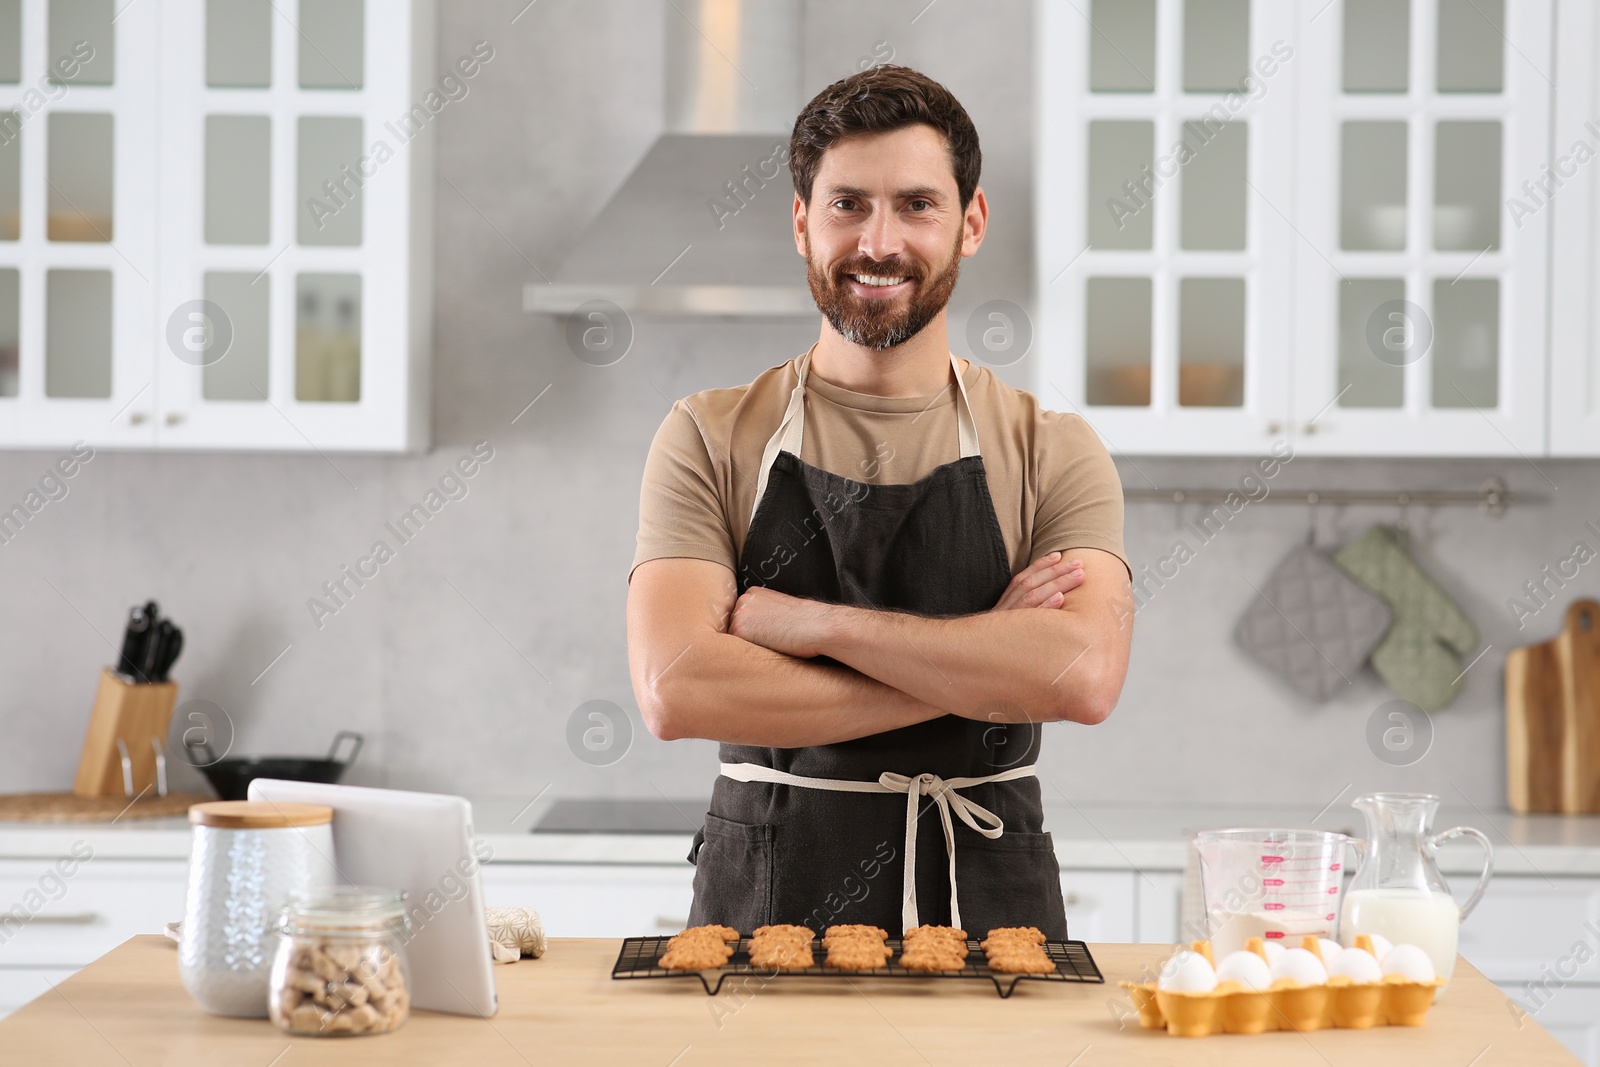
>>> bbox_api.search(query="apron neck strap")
[750,348,981,530]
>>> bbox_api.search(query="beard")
[805,226,963,351]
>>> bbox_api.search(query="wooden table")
[0,936,1579,1065]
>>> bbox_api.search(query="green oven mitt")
[1332,524,1478,712]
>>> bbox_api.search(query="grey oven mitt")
[1235,544,1394,701]
[1332,524,1478,712]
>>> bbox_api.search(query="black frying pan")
[187,731,363,801]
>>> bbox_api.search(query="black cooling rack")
[612,935,1104,998]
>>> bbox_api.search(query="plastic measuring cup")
[1193,829,1350,958]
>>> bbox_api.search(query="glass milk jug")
[1339,792,1493,989]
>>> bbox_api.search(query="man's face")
[796,124,981,351]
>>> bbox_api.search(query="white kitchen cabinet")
[0,0,158,446]
[1038,0,1562,457]
[0,0,434,452]
[1500,983,1600,1067]
[1549,0,1600,457]
[479,863,696,939]
[0,856,187,1022]
[1062,870,1137,943]
[0,967,78,1019]
[0,859,186,968]
[1134,870,1184,944]
[1460,873,1600,1067]
[1289,0,1550,456]
[1455,874,1600,985]
[1037,0,1296,455]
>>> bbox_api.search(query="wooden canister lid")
[188,800,333,828]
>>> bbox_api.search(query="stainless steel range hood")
[524,0,815,317]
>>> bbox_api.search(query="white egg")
[1270,947,1328,985]
[1157,949,1218,993]
[1215,950,1274,991]
[1328,947,1383,983]
[1365,932,1394,962]
[1381,944,1436,983]
[1260,941,1287,967]
[1316,938,1343,966]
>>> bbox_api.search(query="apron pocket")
[956,830,1069,940]
[687,813,775,933]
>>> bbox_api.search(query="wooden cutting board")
[1507,598,1600,813]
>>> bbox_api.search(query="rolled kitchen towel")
[486,906,548,964]
[1332,524,1478,712]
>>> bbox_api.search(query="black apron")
[684,348,1068,939]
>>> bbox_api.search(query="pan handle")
[326,730,363,767]
[185,734,220,768]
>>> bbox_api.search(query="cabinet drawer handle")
[655,916,688,930]
[1065,893,1081,907]
[26,912,100,924]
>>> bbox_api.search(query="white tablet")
[246,779,498,1017]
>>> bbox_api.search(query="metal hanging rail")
[1121,477,1512,517]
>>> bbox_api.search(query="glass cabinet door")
[0,0,158,446]
[1038,0,1294,455]
[1291,0,1550,455]
[157,0,415,450]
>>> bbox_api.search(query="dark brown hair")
[789,65,981,211]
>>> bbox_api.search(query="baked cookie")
[981,926,1045,947]
[899,944,969,973]
[658,925,740,970]
[659,941,732,971]
[982,929,1055,975]
[824,949,893,970]
[904,924,967,941]
[748,924,816,970]
[985,948,1056,975]
[749,940,814,970]
[899,924,971,972]
[669,925,739,945]
[821,928,888,961]
[752,924,813,939]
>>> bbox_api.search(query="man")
[627,66,1132,940]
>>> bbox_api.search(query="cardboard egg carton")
[1119,935,1446,1037]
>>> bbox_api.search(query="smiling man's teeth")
[851,274,907,287]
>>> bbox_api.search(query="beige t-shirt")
[631,354,1130,584]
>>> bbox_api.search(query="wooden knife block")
[72,668,178,799]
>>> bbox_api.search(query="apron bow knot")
[878,770,1011,930]
[721,762,1038,933]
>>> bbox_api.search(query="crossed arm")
[627,548,1133,747]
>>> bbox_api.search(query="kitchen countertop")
[3,797,1599,875]
[0,935,1579,1065]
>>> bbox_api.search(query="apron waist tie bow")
[718,761,1038,932]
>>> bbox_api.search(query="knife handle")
[116,606,152,682]
[155,626,183,683]
[144,620,174,684]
